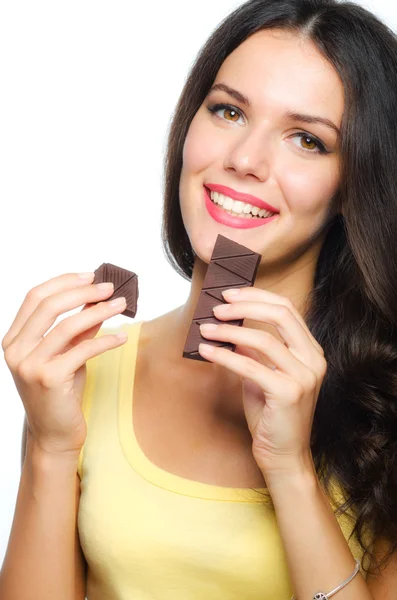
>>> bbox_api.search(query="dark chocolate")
[183,234,261,362]
[93,263,138,318]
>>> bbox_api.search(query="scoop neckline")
[117,320,271,502]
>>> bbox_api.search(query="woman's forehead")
[214,29,344,122]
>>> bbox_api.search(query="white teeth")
[223,196,234,210]
[209,190,276,218]
[229,200,245,214]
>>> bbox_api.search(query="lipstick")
[205,183,279,214]
[204,186,278,230]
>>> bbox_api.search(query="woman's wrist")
[259,450,318,496]
[260,456,372,599]
[26,434,81,472]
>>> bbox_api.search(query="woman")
[1,0,397,598]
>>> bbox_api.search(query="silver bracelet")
[290,558,361,600]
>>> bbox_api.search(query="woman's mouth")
[204,186,279,229]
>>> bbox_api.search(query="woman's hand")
[2,273,128,457]
[198,286,327,484]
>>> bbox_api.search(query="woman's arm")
[267,463,396,600]
[199,287,396,599]
[0,424,86,600]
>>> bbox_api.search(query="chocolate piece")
[183,234,261,362]
[93,263,138,318]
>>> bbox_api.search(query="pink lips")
[205,183,279,214]
[204,186,279,229]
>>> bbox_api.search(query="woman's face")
[179,28,344,270]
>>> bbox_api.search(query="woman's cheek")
[182,117,225,173]
[280,165,338,215]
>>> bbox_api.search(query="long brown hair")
[161,0,397,575]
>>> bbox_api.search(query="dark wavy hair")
[161,0,397,576]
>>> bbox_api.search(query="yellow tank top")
[77,320,366,599]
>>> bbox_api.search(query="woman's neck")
[144,245,319,422]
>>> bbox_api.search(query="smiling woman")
[160,0,397,597]
[178,26,343,268]
[3,1,397,600]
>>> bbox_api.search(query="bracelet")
[290,558,361,600]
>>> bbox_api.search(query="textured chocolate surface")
[93,263,138,318]
[183,235,261,362]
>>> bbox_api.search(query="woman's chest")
[132,375,267,489]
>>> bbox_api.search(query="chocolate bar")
[93,263,138,318]
[183,235,261,362]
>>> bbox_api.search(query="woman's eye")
[207,103,244,124]
[291,133,327,155]
[207,103,329,155]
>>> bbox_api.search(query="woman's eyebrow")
[209,83,251,106]
[284,110,340,137]
[208,83,340,137]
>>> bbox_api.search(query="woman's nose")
[223,128,271,181]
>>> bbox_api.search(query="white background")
[0,0,395,566]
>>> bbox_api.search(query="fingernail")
[200,323,218,332]
[110,296,126,307]
[213,303,230,312]
[116,332,128,341]
[199,343,215,354]
[97,282,114,290]
[222,288,241,297]
[78,272,95,279]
